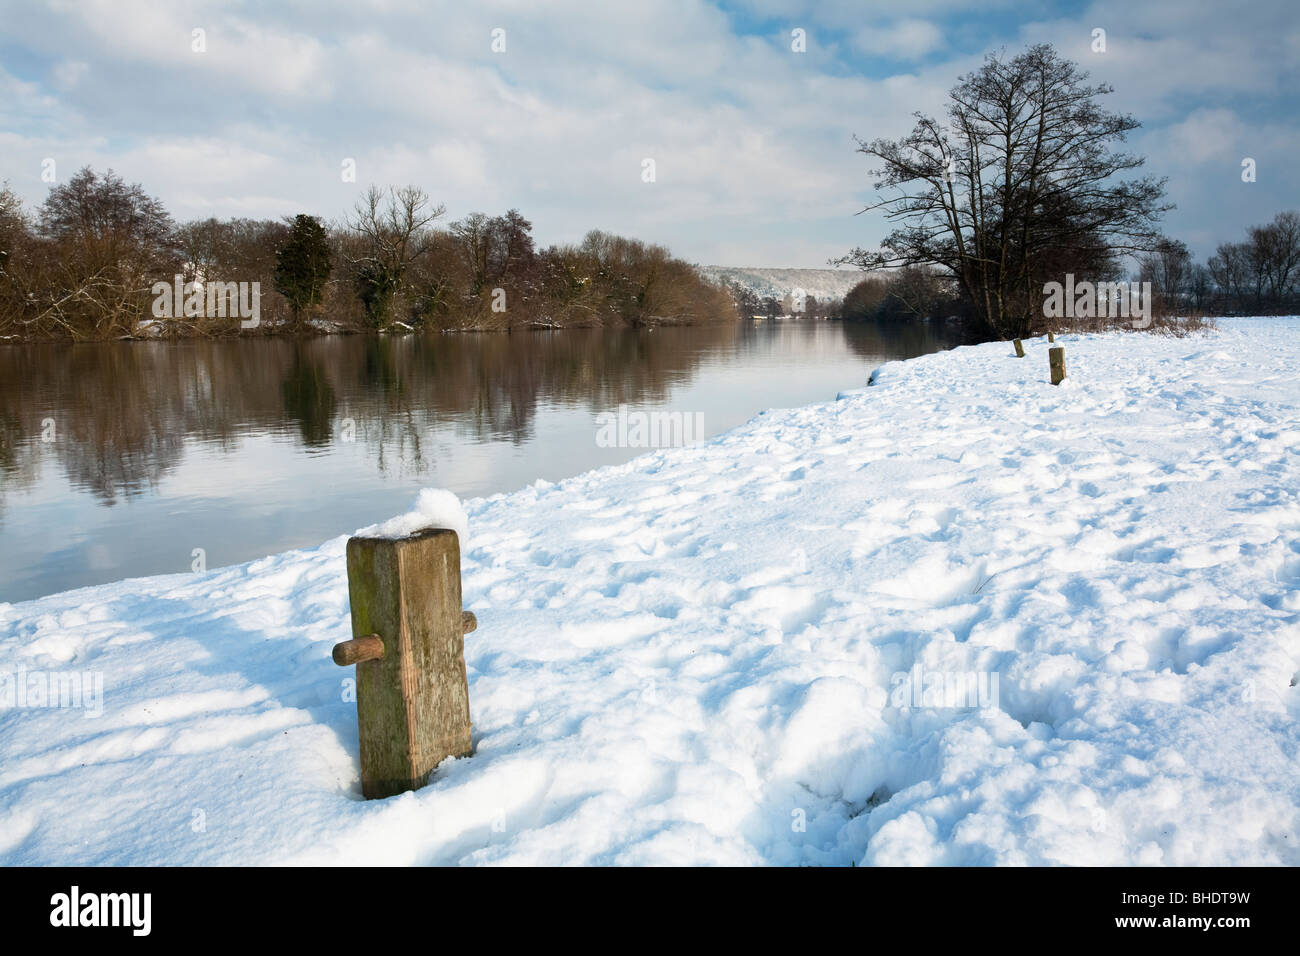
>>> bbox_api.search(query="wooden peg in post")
[333,634,384,666]
[1049,346,1066,385]
[335,527,475,799]
[1013,338,1025,358]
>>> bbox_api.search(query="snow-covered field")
[3,318,1299,866]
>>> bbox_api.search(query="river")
[0,318,964,602]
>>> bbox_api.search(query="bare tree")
[347,185,444,326]
[449,212,492,295]
[1187,263,1212,313]
[487,209,536,282]
[39,167,173,254]
[1208,240,1257,310]
[0,183,24,255]
[1249,210,1300,309]
[1139,238,1192,314]
[23,167,178,338]
[0,184,30,335]
[449,209,537,298]
[836,44,1170,338]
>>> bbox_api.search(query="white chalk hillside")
[2,318,1299,865]
[698,266,864,303]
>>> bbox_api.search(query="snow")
[355,488,469,544]
[2,317,1299,866]
[698,266,864,303]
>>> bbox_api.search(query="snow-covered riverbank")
[3,318,1298,865]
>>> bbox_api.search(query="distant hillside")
[697,266,864,303]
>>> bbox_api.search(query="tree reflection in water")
[0,319,964,599]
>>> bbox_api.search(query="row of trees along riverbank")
[834,210,1300,331]
[0,174,737,341]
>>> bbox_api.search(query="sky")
[0,0,1296,268]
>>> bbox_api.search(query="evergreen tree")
[274,214,332,327]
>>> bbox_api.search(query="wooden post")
[1049,346,1066,385]
[1013,338,1025,358]
[335,527,474,799]
[1047,331,1055,343]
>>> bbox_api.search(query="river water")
[0,318,963,602]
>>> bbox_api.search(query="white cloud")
[0,0,1294,265]
[51,60,89,89]
[852,19,945,59]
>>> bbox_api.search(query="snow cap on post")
[339,489,475,799]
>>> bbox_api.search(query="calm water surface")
[0,319,962,602]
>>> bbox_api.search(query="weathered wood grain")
[344,528,473,799]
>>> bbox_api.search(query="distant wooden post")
[1013,339,1025,358]
[1047,331,1055,343]
[1049,346,1066,385]
[334,527,475,799]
